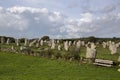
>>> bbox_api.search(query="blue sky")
[0,0,120,38]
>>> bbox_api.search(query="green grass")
[0,51,120,80]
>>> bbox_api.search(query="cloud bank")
[0,6,120,38]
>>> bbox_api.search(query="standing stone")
[76,40,81,49]
[6,38,10,45]
[1,37,5,44]
[81,41,85,46]
[86,44,92,59]
[86,44,97,62]
[36,39,40,47]
[47,41,51,46]
[64,41,69,51]
[102,42,107,48]
[58,45,61,51]
[24,38,28,46]
[116,43,120,48]
[51,39,55,49]
[11,46,14,50]
[57,40,60,44]
[68,41,72,46]
[91,43,96,49]
[109,42,117,55]
[29,40,37,47]
[73,41,76,45]
[16,39,20,46]
[118,56,120,62]
[40,40,44,46]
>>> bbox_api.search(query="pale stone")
[118,69,120,72]
[64,41,69,51]
[102,42,107,48]
[91,43,96,49]
[51,39,55,49]
[20,46,27,51]
[86,45,92,58]
[29,40,37,47]
[36,39,40,47]
[16,39,20,46]
[40,40,44,46]
[118,56,120,62]
[86,44,97,59]
[1,37,5,44]
[68,41,72,46]
[11,46,14,50]
[73,41,76,45]
[24,38,28,46]
[109,43,117,55]
[57,40,60,44]
[81,41,85,46]
[58,45,61,51]
[47,41,51,46]
[76,40,81,49]
[6,38,10,44]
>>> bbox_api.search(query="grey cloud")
[0,6,120,39]
[102,5,116,13]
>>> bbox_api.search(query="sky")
[0,0,120,39]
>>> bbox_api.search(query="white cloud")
[80,12,93,23]
[0,10,28,31]
[0,6,120,38]
[49,11,62,22]
[7,6,48,14]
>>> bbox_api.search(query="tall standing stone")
[36,39,40,47]
[86,43,97,62]
[24,38,28,46]
[6,38,10,45]
[1,37,5,44]
[102,42,107,48]
[68,41,72,46]
[58,45,61,51]
[76,40,81,49]
[81,41,85,46]
[51,39,55,49]
[118,56,120,62]
[40,40,44,46]
[109,42,117,55]
[64,41,69,51]
[29,40,37,47]
[16,39,20,46]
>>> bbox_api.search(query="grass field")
[0,51,120,80]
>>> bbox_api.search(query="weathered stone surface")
[6,38,10,44]
[1,37,5,44]
[24,38,28,46]
[118,56,120,62]
[109,42,117,55]
[58,45,61,51]
[86,43,97,59]
[51,39,55,49]
[118,69,120,72]
[29,40,37,47]
[64,41,69,51]
[16,39,20,46]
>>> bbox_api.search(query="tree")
[41,36,50,41]
[87,36,96,43]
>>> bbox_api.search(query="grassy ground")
[0,51,120,80]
